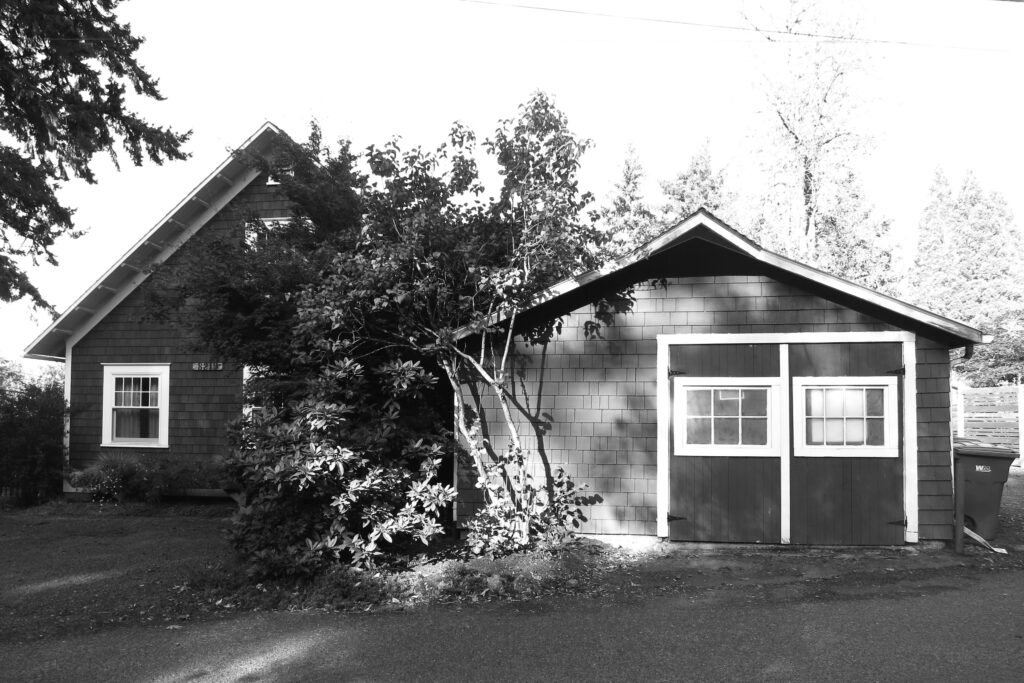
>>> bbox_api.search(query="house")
[25,123,291,487]
[459,210,987,544]
[26,118,984,545]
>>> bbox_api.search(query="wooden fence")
[952,384,1022,462]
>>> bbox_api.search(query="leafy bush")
[70,452,161,503]
[226,357,457,579]
[465,447,595,557]
[70,452,230,504]
[0,362,64,506]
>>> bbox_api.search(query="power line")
[456,0,997,51]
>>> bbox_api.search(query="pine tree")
[659,140,733,226]
[595,146,659,258]
[0,0,189,309]
[909,171,1024,384]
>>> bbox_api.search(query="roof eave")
[456,208,985,347]
[24,122,286,361]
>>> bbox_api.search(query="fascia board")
[24,122,284,361]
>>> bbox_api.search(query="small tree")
[298,93,604,553]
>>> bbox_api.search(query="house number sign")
[192,362,224,371]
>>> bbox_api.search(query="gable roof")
[503,208,987,346]
[25,122,286,361]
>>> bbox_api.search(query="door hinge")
[887,367,906,376]
[668,370,687,377]
[667,514,687,522]
[888,517,908,527]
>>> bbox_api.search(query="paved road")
[4,569,1023,682]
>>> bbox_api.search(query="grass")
[3,471,1024,645]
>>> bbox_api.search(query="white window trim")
[671,376,782,457]
[101,363,170,448]
[792,376,899,458]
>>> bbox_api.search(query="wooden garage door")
[789,343,905,545]
[669,345,782,542]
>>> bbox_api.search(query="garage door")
[668,344,782,542]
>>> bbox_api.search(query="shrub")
[225,357,457,579]
[465,449,596,557]
[70,452,164,503]
[0,362,64,506]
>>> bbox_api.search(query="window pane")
[113,408,159,439]
[844,389,864,417]
[807,418,824,445]
[686,390,712,417]
[824,389,844,417]
[742,418,768,445]
[687,417,712,444]
[866,389,884,416]
[714,417,740,444]
[866,418,885,446]
[825,418,845,445]
[806,389,824,417]
[846,418,865,445]
[741,389,768,417]
[713,390,739,416]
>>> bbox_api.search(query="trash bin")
[954,442,1018,540]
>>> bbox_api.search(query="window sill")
[794,447,898,458]
[674,448,779,458]
[101,442,169,449]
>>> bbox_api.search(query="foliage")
[144,127,364,379]
[595,146,659,259]
[70,451,162,503]
[465,452,590,556]
[659,140,734,226]
[0,0,189,308]
[69,452,229,504]
[150,93,606,567]
[744,0,896,290]
[907,170,1024,385]
[0,362,64,506]
[225,355,456,578]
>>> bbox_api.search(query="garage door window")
[672,378,779,456]
[793,376,898,458]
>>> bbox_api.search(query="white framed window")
[672,376,782,457]
[793,376,899,458]
[101,364,170,448]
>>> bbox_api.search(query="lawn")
[3,470,1024,646]
[0,502,234,643]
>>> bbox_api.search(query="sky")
[4,0,1024,369]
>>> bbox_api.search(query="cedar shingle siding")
[461,274,957,540]
[68,179,290,470]
[916,336,954,540]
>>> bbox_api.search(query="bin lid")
[954,444,1019,460]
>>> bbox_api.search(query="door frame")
[657,331,919,543]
